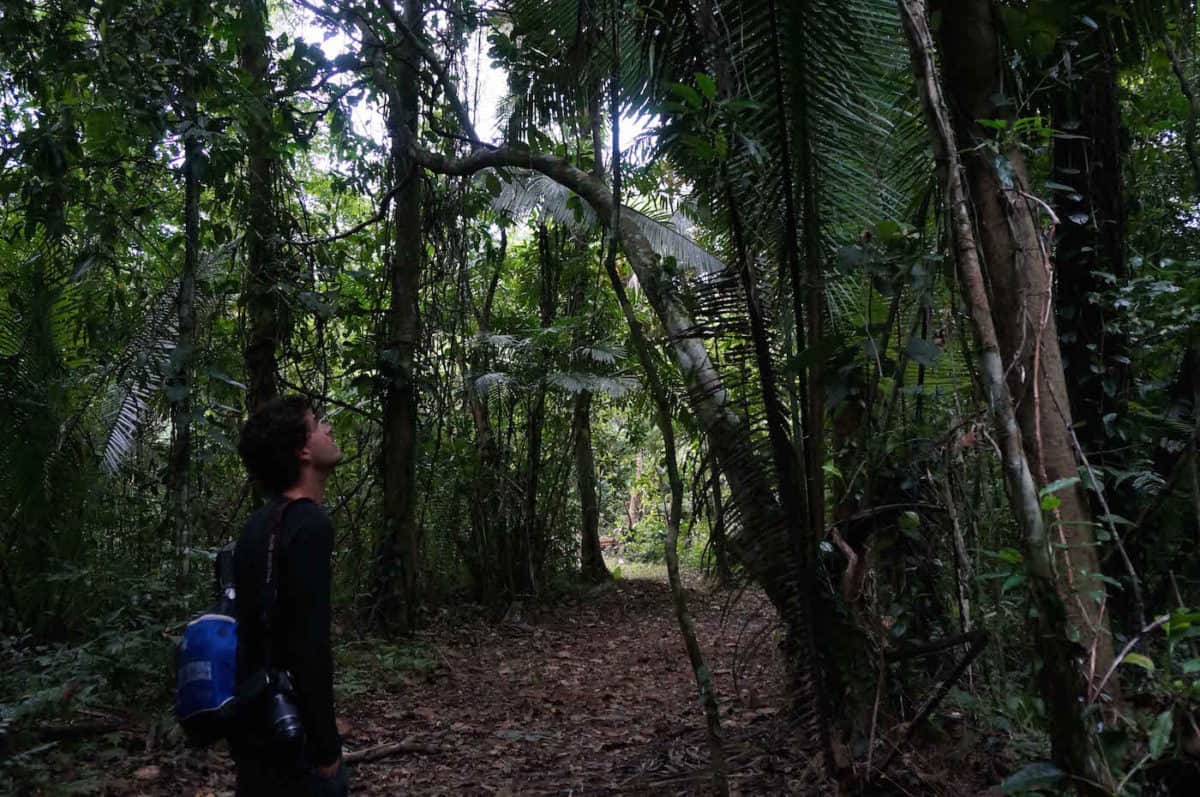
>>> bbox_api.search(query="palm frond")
[98,241,237,474]
[490,169,726,274]
[547,370,636,398]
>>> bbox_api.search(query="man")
[233,395,348,796]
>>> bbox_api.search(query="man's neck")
[284,468,328,504]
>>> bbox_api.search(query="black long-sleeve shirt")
[234,497,341,766]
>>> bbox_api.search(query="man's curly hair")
[238,395,312,493]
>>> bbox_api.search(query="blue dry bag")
[175,613,238,744]
[174,543,238,746]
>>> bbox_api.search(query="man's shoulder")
[283,499,333,540]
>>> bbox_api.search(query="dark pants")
[234,754,350,797]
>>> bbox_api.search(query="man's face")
[301,410,343,471]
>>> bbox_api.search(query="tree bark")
[168,0,204,577]
[573,392,608,582]
[239,0,282,412]
[574,82,610,585]
[900,2,1108,789]
[1052,26,1128,449]
[371,0,423,634]
[936,0,1117,697]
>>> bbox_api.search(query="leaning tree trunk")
[414,143,832,783]
[901,2,1108,790]
[168,0,204,577]
[936,0,1118,699]
[238,0,283,412]
[370,0,423,634]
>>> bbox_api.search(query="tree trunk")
[708,461,733,584]
[168,1,204,577]
[464,231,506,600]
[936,0,1117,698]
[238,0,282,412]
[574,82,609,585]
[371,0,423,634]
[1052,26,1128,457]
[626,450,643,534]
[901,2,1108,789]
[519,224,560,594]
[600,176,728,793]
[573,392,608,582]
[522,384,545,594]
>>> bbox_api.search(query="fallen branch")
[36,720,125,742]
[344,740,441,764]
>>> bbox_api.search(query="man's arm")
[286,507,341,767]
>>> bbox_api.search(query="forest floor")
[28,566,1001,795]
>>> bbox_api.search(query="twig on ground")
[344,739,441,764]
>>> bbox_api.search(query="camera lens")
[269,672,305,753]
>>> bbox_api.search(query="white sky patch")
[290,11,652,161]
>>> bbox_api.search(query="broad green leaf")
[669,83,702,109]
[1001,761,1064,793]
[694,73,717,101]
[1150,709,1173,759]
[1001,573,1026,595]
[1122,653,1154,672]
[990,548,1024,565]
[1039,476,1081,498]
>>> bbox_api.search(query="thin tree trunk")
[465,231,505,600]
[593,42,726,786]
[520,224,559,594]
[522,384,545,594]
[239,0,282,412]
[627,450,643,533]
[936,0,1117,697]
[708,461,733,584]
[573,392,608,581]
[601,207,729,797]
[574,82,609,584]
[900,2,1107,789]
[169,1,204,577]
[371,0,423,634]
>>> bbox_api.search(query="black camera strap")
[261,497,302,673]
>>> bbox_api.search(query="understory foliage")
[2,0,1199,793]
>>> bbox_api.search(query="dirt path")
[112,573,806,795]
